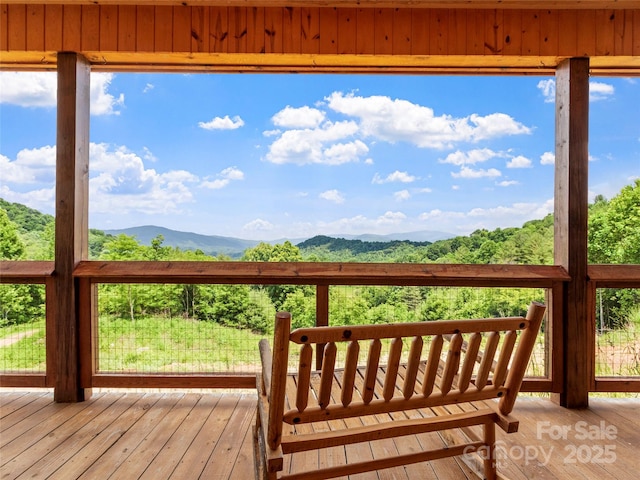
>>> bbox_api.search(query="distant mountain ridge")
[104,226,260,257]
[104,225,454,257]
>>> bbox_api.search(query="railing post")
[315,284,329,370]
[54,52,91,402]
[45,276,56,388]
[78,279,96,389]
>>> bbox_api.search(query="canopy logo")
[464,420,618,468]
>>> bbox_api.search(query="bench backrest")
[263,302,545,446]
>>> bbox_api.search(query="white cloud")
[90,74,125,115]
[199,115,245,130]
[265,92,529,167]
[440,148,503,166]
[200,166,244,189]
[0,72,56,107]
[468,113,531,142]
[497,180,519,187]
[325,91,530,149]
[89,143,198,214]
[0,72,124,115]
[143,83,154,93]
[265,120,366,165]
[220,166,244,180]
[0,146,56,184]
[467,200,554,221]
[394,190,411,201]
[419,209,465,222]
[372,170,417,184]
[317,211,407,234]
[537,79,556,103]
[418,187,433,193]
[418,199,553,234]
[323,140,369,165]
[506,155,532,168]
[0,184,55,214]
[540,151,555,165]
[377,211,407,224]
[0,142,197,215]
[589,82,615,102]
[243,219,275,232]
[537,79,615,103]
[142,147,158,163]
[319,189,345,203]
[451,166,501,179]
[272,105,326,128]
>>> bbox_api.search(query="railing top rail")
[0,261,54,283]
[588,264,640,288]
[72,260,570,287]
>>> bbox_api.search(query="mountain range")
[104,225,454,257]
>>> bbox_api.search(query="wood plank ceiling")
[1,1,639,74]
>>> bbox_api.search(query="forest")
[1,179,639,335]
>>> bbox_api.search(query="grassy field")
[1,314,638,383]
[0,318,46,372]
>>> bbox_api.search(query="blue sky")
[1,71,638,241]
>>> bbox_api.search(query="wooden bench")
[254,301,546,480]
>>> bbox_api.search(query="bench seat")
[254,302,546,480]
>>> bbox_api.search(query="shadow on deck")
[1,391,638,479]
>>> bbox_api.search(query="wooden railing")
[75,261,569,390]
[0,261,55,388]
[2,260,638,393]
[588,264,640,393]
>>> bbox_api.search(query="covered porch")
[1,0,640,477]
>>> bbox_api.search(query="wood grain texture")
[3,392,639,479]
[3,6,640,73]
[54,53,91,403]
[553,58,590,408]
[25,4,44,50]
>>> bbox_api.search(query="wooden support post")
[552,58,590,408]
[54,52,91,402]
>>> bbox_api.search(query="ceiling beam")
[2,0,640,9]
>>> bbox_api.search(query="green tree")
[100,234,143,260]
[89,229,112,259]
[589,180,640,330]
[194,284,269,334]
[589,179,640,264]
[243,241,306,309]
[0,209,26,260]
[0,209,45,325]
[281,290,316,329]
[145,235,171,261]
[98,235,144,321]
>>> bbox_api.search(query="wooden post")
[552,58,590,408]
[45,276,57,388]
[54,52,91,402]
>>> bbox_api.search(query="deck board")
[1,391,638,479]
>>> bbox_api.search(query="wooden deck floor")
[1,391,638,479]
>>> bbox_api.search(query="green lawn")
[1,315,638,382]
